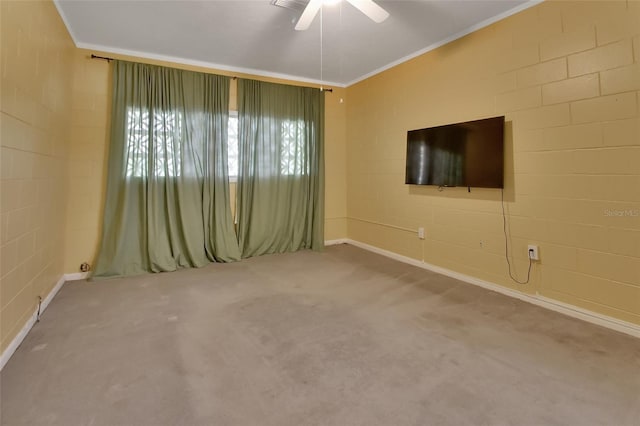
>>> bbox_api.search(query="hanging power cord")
[501,188,532,284]
[36,295,43,322]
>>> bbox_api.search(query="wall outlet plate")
[527,245,539,261]
[418,227,425,239]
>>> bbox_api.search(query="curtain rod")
[91,54,113,62]
[90,53,332,92]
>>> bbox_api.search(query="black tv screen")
[405,116,504,188]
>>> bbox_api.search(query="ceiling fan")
[295,0,389,31]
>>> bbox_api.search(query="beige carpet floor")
[1,244,639,425]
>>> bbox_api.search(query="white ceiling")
[55,0,536,87]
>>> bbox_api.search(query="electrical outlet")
[418,227,425,239]
[527,245,539,261]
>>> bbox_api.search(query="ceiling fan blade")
[345,0,389,23]
[295,0,323,30]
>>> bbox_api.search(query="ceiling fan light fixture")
[295,0,323,30]
[294,0,389,30]
[345,0,389,23]
[271,0,308,13]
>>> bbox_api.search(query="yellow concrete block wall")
[346,0,640,324]
[63,54,110,273]
[0,0,75,351]
[62,49,348,274]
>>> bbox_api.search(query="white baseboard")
[0,271,91,371]
[325,239,348,246]
[344,239,640,339]
[0,274,67,371]
[3,241,637,372]
[64,272,89,281]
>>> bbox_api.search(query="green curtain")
[236,79,324,258]
[92,60,240,277]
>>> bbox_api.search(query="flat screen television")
[405,116,505,188]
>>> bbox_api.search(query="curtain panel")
[92,61,240,277]
[236,79,325,258]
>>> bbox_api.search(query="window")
[125,108,183,177]
[280,119,308,175]
[124,109,309,180]
[226,113,310,179]
[228,112,239,180]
